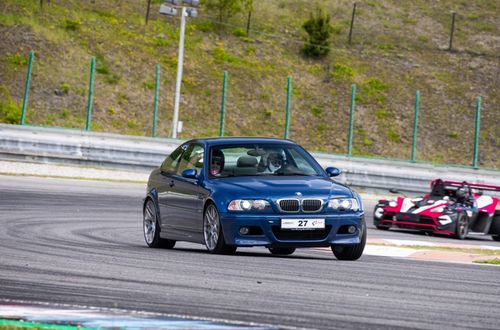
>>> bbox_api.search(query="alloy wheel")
[204,204,219,251]
[143,200,156,245]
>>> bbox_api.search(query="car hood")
[210,176,353,199]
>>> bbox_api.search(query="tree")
[145,0,152,26]
[302,8,333,58]
[244,0,253,35]
[204,0,244,24]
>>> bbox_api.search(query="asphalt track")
[1,175,500,329]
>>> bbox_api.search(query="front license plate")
[396,213,419,222]
[281,218,325,230]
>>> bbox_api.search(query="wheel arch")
[202,197,219,214]
[144,188,159,210]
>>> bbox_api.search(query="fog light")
[239,226,250,235]
[348,225,357,234]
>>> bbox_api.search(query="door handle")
[169,180,175,188]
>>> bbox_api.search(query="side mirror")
[325,167,342,177]
[389,188,399,194]
[182,168,197,179]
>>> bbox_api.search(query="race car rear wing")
[430,179,500,192]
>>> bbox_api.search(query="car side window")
[160,145,186,174]
[177,144,204,175]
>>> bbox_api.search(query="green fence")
[17,51,487,169]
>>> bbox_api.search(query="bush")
[302,8,333,58]
[204,0,244,24]
[64,19,81,31]
[0,99,22,124]
[0,86,22,124]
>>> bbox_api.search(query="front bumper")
[219,212,365,247]
[376,212,456,235]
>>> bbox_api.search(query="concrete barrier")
[1,124,498,193]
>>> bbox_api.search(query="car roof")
[186,137,298,147]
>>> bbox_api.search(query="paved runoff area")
[1,159,499,265]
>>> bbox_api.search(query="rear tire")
[453,213,469,240]
[143,199,176,249]
[331,221,366,261]
[203,203,237,255]
[268,247,296,255]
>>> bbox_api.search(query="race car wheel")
[490,212,500,241]
[268,247,296,255]
[331,221,366,261]
[143,198,176,249]
[203,203,237,255]
[376,224,390,230]
[453,213,469,240]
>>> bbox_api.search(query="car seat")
[234,156,258,176]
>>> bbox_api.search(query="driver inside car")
[266,152,284,173]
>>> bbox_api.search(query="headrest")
[237,156,258,168]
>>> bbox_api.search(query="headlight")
[431,206,445,213]
[388,201,397,207]
[328,198,359,211]
[228,199,270,211]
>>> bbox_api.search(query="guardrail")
[1,123,498,193]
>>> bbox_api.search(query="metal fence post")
[347,84,356,156]
[449,12,456,51]
[472,96,481,168]
[411,90,420,162]
[85,56,96,131]
[284,76,292,139]
[348,2,357,45]
[219,70,228,137]
[152,64,160,137]
[20,50,34,125]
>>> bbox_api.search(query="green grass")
[474,258,500,265]
[0,319,95,330]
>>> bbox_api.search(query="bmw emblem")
[295,192,302,197]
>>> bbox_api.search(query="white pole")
[172,6,186,139]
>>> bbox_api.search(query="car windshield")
[208,143,323,178]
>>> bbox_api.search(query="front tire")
[143,199,176,249]
[331,221,366,261]
[375,224,390,230]
[454,213,469,240]
[269,247,296,255]
[490,212,500,241]
[203,203,236,255]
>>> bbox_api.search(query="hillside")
[0,0,498,168]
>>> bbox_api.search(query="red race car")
[373,179,500,240]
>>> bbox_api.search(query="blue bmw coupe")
[143,137,365,260]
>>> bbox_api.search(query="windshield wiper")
[276,172,311,176]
